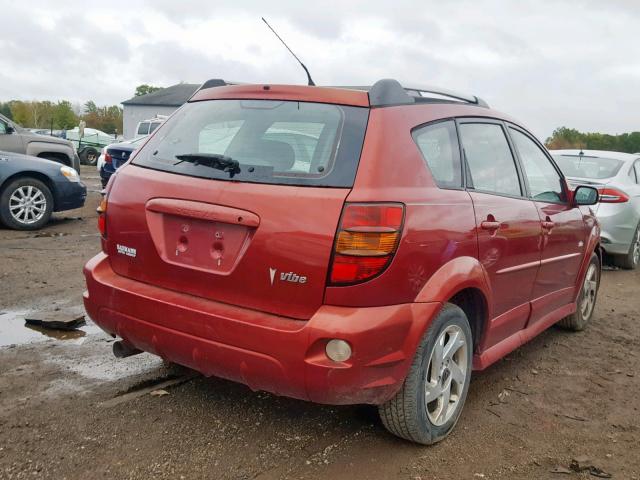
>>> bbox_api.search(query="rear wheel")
[558,252,600,331]
[80,147,99,166]
[613,222,640,270]
[378,303,472,444]
[0,178,53,230]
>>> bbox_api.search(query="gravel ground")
[0,166,638,479]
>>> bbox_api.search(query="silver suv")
[0,113,80,172]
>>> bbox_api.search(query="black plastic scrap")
[569,456,613,478]
[24,311,86,331]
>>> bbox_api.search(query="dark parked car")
[99,137,146,188]
[0,151,86,230]
[84,79,601,445]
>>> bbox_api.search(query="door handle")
[541,220,555,231]
[481,221,501,231]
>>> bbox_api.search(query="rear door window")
[133,99,369,187]
[509,128,566,203]
[459,123,522,197]
[413,120,461,188]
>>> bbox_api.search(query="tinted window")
[149,122,160,134]
[137,122,149,135]
[510,129,565,202]
[553,155,624,180]
[634,161,640,184]
[459,123,521,196]
[0,120,6,134]
[413,121,461,188]
[133,99,369,187]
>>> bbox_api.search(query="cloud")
[1,0,639,138]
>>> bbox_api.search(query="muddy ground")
[0,166,638,479]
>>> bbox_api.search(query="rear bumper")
[99,165,113,187]
[597,203,639,255]
[83,253,440,405]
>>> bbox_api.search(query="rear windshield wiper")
[174,153,241,178]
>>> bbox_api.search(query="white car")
[135,115,167,137]
[551,149,640,269]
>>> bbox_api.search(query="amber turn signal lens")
[335,231,399,256]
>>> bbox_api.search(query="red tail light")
[104,151,112,165]
[598,188,629,203]
[97,196,108,239]
[329,203,404,285]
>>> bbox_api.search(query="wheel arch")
[448,288,488,352]
[37,151,71,167]
[0,171,58,208]
[414,256,493,353]
[573,225,602,303]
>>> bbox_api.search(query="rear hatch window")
[553,155,624,180]
[133,99,369,187]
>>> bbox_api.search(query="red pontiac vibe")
[84,79,601,444]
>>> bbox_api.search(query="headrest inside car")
[255,139,295,171]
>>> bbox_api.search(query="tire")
[558,252,600,331]
[80,147,99,166]
[378,303,473,445]
[0,178,54,230]
[613,222,640,270]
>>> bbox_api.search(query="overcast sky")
[1,0,638,139]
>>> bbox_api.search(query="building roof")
[122,83,200,107]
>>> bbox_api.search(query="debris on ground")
[550,465,572,474]
[150,389,170,397]
[498,389,510,403]
[556,413,587,422]
[24,310,86,331]
[33,231,69,238]
[569,456,612,478]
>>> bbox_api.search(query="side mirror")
[5,125,15,134]
[573,185,599,206]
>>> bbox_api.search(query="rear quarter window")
[413,120,462,188]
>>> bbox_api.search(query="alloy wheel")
[580,263,598,320]
[9,185,47,225]
[424,325,468,426]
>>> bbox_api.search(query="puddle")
[0,310,103,347]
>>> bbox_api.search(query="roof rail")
[190,78,489,108]
[368,79,489,108]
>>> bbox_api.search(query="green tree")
[53,101,78,129]
[545,127,640,153]
[134,84,162,97]
[9,101,30,126]
[81,103,123,135]
[84,100,98,114]
[0,102,12,119]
